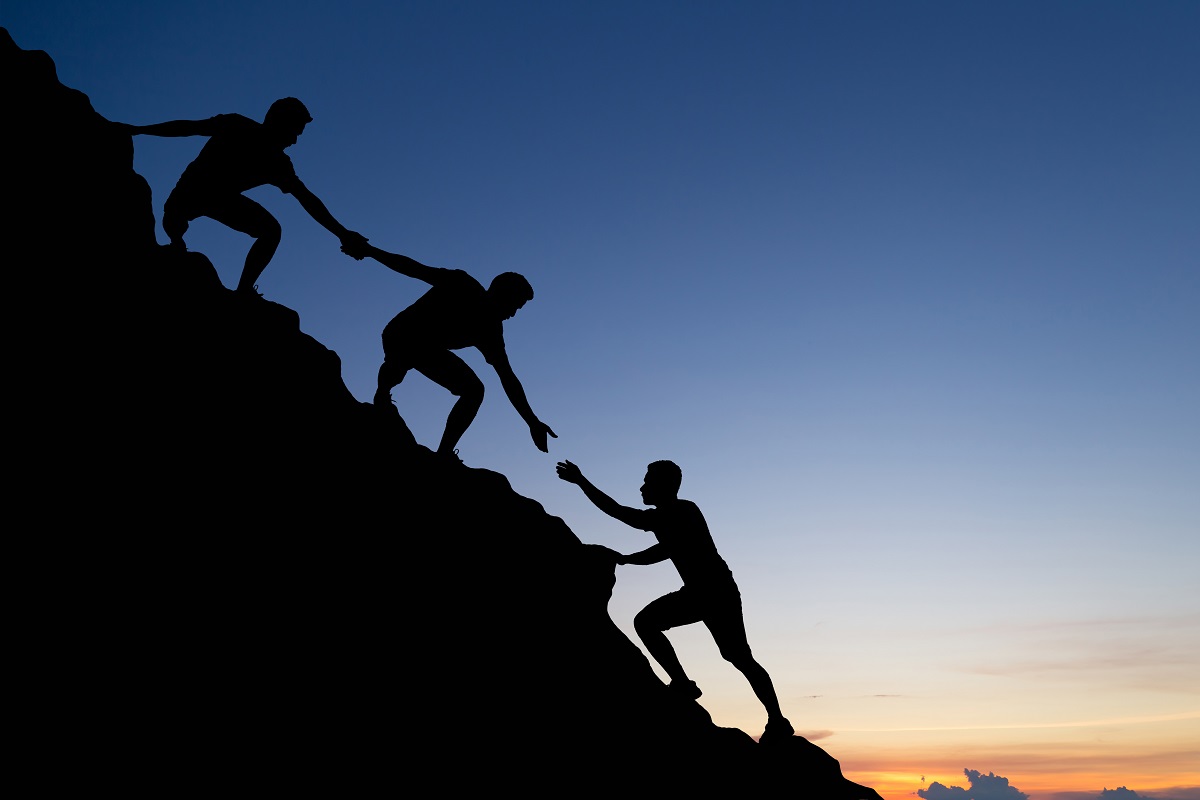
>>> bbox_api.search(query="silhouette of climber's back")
[342,238,556,461]
[122,97,366,297]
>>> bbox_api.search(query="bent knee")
[453,375,485,403]
[162,211,188,243]
[256,215,283,243]
[720,646,755,667]
[634,610,664,634]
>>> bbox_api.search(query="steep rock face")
[5,28,880,797]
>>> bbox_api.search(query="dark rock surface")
[4,27,881,797]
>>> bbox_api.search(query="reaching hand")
[340,231,370,261]
[531,420,558,453]
[584,543,624,565]
[555,459,583,484]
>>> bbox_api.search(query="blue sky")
[7,2,1197,795]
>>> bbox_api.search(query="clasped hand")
[340,231,370,260]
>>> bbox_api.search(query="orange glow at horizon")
[828,720,1200,800]
[834,709,1200,733]
[843,767,1200,800]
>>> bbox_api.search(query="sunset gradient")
[6,2,1196,796]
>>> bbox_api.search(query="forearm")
[576,478,627,520]
[558,462,642,524]
[294,190,350,238]
[129,120,203,137]
[622,544,668,565]
[370,248,438,280]
[500,372,539,427]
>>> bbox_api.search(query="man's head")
[640,460,682,506]
[264,97,313,147]
[488,272,534,320]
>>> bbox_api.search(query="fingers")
[341,241,368,260]
[339,232,370,260]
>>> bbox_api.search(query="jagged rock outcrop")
[5,27,881,797]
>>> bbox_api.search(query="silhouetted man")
[344,240,556,460]
[556,458,794,742]
[122,97,366,296]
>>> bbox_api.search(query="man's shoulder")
[661,499,707,525]
[432,268,486,297]
[209,113,258,133]
[624,505,658,531]
[444,268,483,286]
[633,502,700,533]
[418,268,484,305]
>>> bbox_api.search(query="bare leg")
[728,656,785,720]
[237,233,282,293]
[707,606,792,732]
[634,591,705,695]
[162,197,189,249]
[634,614,690,684]
[437,390,484,454]
[412,350,484,455]
[376,361,407,406]
[204,195,283,294]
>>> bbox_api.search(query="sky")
[6,1,1198,796]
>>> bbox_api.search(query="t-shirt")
[627,500,737,594]
[382,269,505,363]
[172,114,301,202]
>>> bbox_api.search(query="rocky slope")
[5,27,880,797]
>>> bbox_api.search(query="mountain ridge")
[4,27,881,797]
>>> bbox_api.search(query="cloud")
[839,708,1200,732]
[796,728,834,741]
[1048,789,1199,800]
[1038,788,1200,800]
[957,781,1200,800]
[1157,789,1200,800]
[1154,789,1200,800]
[918,769,1028,800]
[955,613,1200,694]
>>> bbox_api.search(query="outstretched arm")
[340,239,442,285]
[119,118,221,137]
[555,461,645,528]
[586,543,667,567]
[289,180,368,254]
[620,544,669,565]
[490,348,556,452]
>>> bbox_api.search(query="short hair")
[489,272,534,304]
[646,460,682,494]
[265,97,313,127]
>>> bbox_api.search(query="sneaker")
[760,716,794,743]
[234,285,265,302]
[668,679,702,700]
